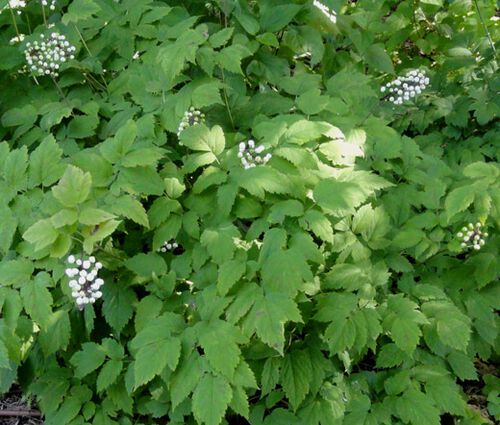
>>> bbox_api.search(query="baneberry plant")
[0,1,498,425]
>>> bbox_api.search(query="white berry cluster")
[9,34,25,45]
[381,70,430,105]
[238,140,272,170]
[24,32,76,78]
[158,240,179,253]
[65,255,104,309]
[2,1,27,15]
[177,107,205,136]
[40,0,56,10]
[457,222,488,251]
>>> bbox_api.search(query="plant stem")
[220,66,235,130]
[9,8,21,38]
[473,0,497,55]
[41,5,47,27]
[74,24,109,91]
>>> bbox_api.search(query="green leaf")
[3,146,28,192]
[83,219,121,254]
[237,167,293,199]
[170,351,203,410]
[100,120,137,164]
[23,219,59,251]
[376,343,408,368]
[96,360,123,393]
[384,295,429,354]
[119,166,164,196]
[200,224,238,265]
[0,203,17,255]
[396,389,440,425]
[209,27,234,48]
[313,179,365,214]
[70,342,106,379]
[125,253,167,277]
[445,186,475,219]
[158,30,205,84]
[268,200,304,224]
[281,350,313,411]
[248,292,302,354]
[52,165,92,208]
[260,4,302,32]
[131,314,182,389]
[133,337,181,389]
[197,319,242,378]
[39,102,72,130]
[0,259,34,288]
[217,44,252,74]
[179,124,225,156]
[422,301,471,352]
[28,135,65,188]
[79,208,117,225]
[218,259,246,296]
[51,209,78,228]
[62,0,100,24]
[20,274,53,329]
[303,210,333,243]
[425,377,465,415]
[102,282,137,334]
[0,339,10,369]
[364,44,394,74]
[284,120,332,145]
[39,310,71,356]
[108,195,150,228]
[447,351,477,380]
[192,374,232,425]
[121,147,164,168]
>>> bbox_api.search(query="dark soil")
[0,386,43,425]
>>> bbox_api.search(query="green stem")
[9,7,21,38]
[41,5,47,27]
[220,66,235,130]
[473,0,497,55]
[74,25,109,91]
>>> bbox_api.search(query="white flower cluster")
[9,34,25,45]
[238,139,272,169]
[41,0,56,10]
[177,107,205,136]
[3,0,27,15]
[313,0,337,24]
[65,255,104,309]
[457,222,488,251]
[24,32,76,78]
[158,240,179,253]
[381,70,430,105]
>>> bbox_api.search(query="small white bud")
[95,262,102,269]
[460,242,467,248]
[255,145,265,154]
[457,232,463,237]
[248,139,255,148]
[473,245,480,250]
[89,256,96,263]
[67,255,75,263]
[76,259,82,266]
[94,291,103,299]
[76,297,84,305]
[83,260,91,269]
[95,278,104,287]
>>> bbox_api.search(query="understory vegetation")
[0,0,499,424]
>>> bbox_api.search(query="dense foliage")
[0,0,499,424]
